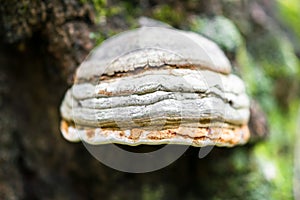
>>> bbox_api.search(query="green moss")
[276,0,300,51]
[195,148,273,200]
[91,0,107,18]
[237,45,276,112]
[89,32,105,45]
[190,16,243,53]
[247,31,299,78]
[152,4,184,27]
[252,102,299,200]
[142,185,164,200]
[88,0,140,45]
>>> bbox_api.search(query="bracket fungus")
[60,26,250,147]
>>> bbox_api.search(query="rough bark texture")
[1,0,293,199]
[0,0,95,84]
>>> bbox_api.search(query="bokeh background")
[0,0,299,199]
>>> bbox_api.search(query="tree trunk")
[0,0,296,199]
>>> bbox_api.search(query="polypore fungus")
[60,26,250,147]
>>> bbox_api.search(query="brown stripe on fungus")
[60,121,249,147]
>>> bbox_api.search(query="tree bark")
[0,0,292,199]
